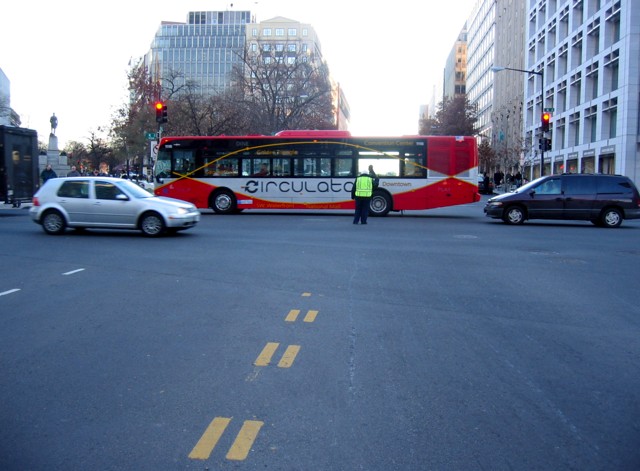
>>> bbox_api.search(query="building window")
[288,28,297,36]
[605,2,621,48]
[275,28,284,36]
[585,63,599,101]
[571,32,583,69]
[572,0,583,29]
[263,28,272,36]
[569,72,582,108]
[569,112,581,146]
[604,50,619,92]
[585,106,597,143]
[302,28,308,36]
[587,19,600,56]
[556,117,566,149]
[603,99,618,139]
[557,80,567,113]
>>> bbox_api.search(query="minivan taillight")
[32,196,40,207]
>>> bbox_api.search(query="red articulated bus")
[153,130,480,215]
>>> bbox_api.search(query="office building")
[525,0,640,182]
[143,10,344,129]
[145,10,253,96]
[443,25,468,101]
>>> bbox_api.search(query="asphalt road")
[1,199,640,470]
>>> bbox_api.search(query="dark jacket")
[41,168,58,183]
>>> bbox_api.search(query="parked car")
[30,177,200,236]
[484,173,640,227]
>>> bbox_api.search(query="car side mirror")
[116,194,129,201]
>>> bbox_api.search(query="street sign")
[145,132,157,140]
[543,108,555,112]
[150,141,158,162]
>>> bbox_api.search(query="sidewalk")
[0,201,32,215]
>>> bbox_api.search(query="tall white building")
[525,0,640,182]
[466,0,496,140]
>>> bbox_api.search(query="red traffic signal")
[541,112,551,132]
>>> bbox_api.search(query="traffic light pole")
[491,66,545,177]
[539,69,545,177]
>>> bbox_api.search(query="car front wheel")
[42,210,67,235]
[140,212,166,237]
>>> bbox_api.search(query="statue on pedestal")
[50,113,58,136]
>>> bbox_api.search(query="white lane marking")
[0,289,20,296]
[62,269,85,276]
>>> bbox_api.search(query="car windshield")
[513,176,546,193]
[117,180,154,198]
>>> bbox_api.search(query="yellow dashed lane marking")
[304,310,318,322]
[277,345,301,368]
[285,309,318,323]
[285,309,301,322]
[188,417,231,460]
[226,420,264,460]
[254,342,301,368]
[254,342,280,366]
[189,417,264,461]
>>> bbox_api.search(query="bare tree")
[110,60,161,166]
[229,41,334,134]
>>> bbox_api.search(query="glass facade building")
[145,10,252,95]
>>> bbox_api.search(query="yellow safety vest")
[355,175,373,197]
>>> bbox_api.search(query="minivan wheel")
[503,205,525,225]
[42,210,67,235]
[600,207,622,228]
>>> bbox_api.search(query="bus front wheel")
[210,189,237,214]
[369,191,392,217]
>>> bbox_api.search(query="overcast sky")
[1,0,477,148]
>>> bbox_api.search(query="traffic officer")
[351,169,376,224]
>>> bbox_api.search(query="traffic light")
[538,137,552,151]
[541,112,551,132]
[155,101,167,123]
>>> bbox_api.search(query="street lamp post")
[491,65,545,177]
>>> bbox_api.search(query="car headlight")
[488,201,503,207]
[176,207,190,215]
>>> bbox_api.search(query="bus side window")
[403,157,425,177]
[272,158,291,176]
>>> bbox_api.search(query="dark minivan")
[484,173,640,227]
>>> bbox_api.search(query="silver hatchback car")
[30,177,200,236]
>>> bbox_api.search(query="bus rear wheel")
[210,189,237,214]
[369,191,392,217]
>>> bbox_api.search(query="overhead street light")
[492,65,546,177]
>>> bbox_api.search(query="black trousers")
[353,197,371,224]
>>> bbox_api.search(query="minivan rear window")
[597,177,632,194]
